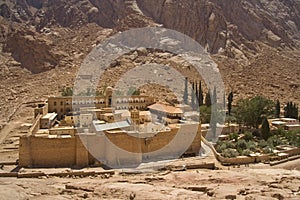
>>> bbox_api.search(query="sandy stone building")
[19,87,203,168]
[47,87,155,120]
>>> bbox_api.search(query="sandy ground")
[0,108,300,200]
[0,164,300,200]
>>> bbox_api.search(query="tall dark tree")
[284,102,299,119]
[223,93,226,110]
[275,100,280,118]
[191,81,196,109]
[195,81,199,107]
[198,81,204,106]
[183,77,188,105]
[212,86,217,104]
[261,117,271,140]
[228,91,233,116]
[205,89,212,107]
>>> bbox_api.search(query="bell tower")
[105,87,113,108]
[130,109,140,131]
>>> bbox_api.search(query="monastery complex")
[19,87,204,168]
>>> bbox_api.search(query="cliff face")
[137,0,300,54]
[1,0,299,55]
[0,0,299,126]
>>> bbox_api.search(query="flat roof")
[148,103,183,114]
[93,120,131,132]
[272,121,286,125]
[140,111,151,116]
[50,126,74,130]
[42,113,57,120]
[285,124,300,127]
[281,118,298,121]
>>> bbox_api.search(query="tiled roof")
[148,103,183,114]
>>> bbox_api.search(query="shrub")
[236,139,247,150]
[246,141,257,152]
[262,147,273,154]
[244,132,253,141]
[242,149,252,156]
[222,149,239,158]
[229,133,239,141]
[267,135,284,147]
[258,140,268,148]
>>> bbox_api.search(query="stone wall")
[19,124,202,168]
[19,135,90,168]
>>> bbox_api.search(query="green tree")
[261,117,271,140]
[235,96,274,128]
[115,90,123,96]
[183,77,188,105]
[284,102,299,119]
[191,81,196,109]
[212,86,217,104]
[127,87,140,96]
[200,105,211,123]
[205,90,212,107]
[228,92,233,116]
[61,87,73,96]
[275,100,280,118]
[198,81,204,106]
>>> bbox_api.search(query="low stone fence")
[0,170,115,178]
[201,136,300,166]
[28,114,42,135]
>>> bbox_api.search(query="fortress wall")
[19,136,89,167]
[19,125,202,168]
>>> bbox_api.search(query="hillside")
[0,0,299,128]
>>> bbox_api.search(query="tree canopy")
[235,96,274,128]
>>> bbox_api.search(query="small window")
[54,101,57,106]
[61,101,63,106]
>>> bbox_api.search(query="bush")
[236,139,247,150]
[229,133,239,141]
[215,141,236,153]
[241,149,252,156]
[262,147,273,154]
[246,141,257,152]
[258,140,268,148]
[244,132,253,141]
[222,149,239,158]
[267,135,284,147]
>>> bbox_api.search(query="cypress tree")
[213,86,217,104]
[195,81,199,106]
[205,89,212,107]
[228,91,233,116]
[275,100,280,118]
[261,117,271,140]
[198,81,204,106]
[183,77,188,105]
[284,102,298,119]
[223,92,226,110]
[191,81,196,109]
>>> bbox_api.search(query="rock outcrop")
[3,30,62,73]
[137,0,300,55]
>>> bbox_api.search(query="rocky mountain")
[0,0,299,126]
